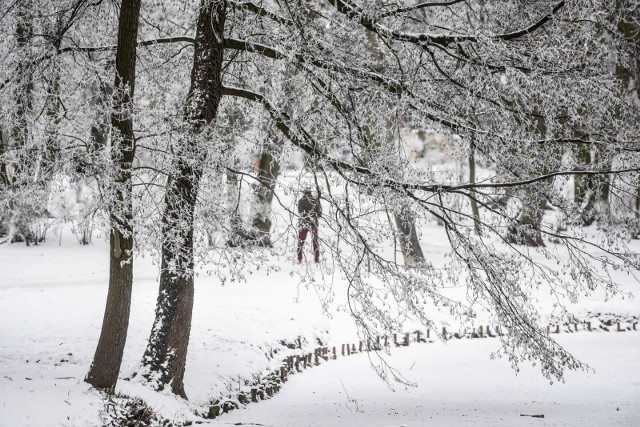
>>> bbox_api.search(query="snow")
[208,333,640,427]
[0,221,639,426]
[0,225,353,425]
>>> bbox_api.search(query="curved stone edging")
[203,315,639,420]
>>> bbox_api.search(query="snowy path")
[208,333,640,427]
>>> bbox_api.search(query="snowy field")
[1,217,639,426]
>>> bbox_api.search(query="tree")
[140,0,227,398]
[3,0,639,399]
[1,0,35,244]
[216,0,640,383]
[85,0,142,393]
[248,132,282,246]
[134,0,639,393]
[0,0,99,244]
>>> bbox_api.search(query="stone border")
[203,314,639,420]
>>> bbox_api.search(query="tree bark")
[364,28,426,265]
[89,65,114,152]
[226,168,249,246]
[2,0,35,245]
[393,204,424,267]
[10,0,33,183]
[85,0,141,393]
[573,143,595,224]
[142,0,226,398]
[38,15,67,185]
[506,115,552,247]
[0,2,30,187]
[0,127,8,238]
[469,142,482,235]
[249,135,282,246]
[507,190,547,247]
[0,127,9,188]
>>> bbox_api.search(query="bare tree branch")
[378,0,466,19]
[328,0,566,46]
[222,85,639,197]
[58,35,195,53]
[229,0,294,26]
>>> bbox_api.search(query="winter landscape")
[1,1,639,426]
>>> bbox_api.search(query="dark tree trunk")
[0,127,9,188]
[2,0,35,245]
[142,0,226,398]
[85,0,141,393]
[636,184,640,238]
[0,127,8,238]
[11,0,33,183]
[41,64,60,182]
[506,189,547,247]
[223,107,252,247]
[40,15,64,185]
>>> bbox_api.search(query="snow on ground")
[0,224,359,426]
[209,333,640,427]
[1,185,639,426]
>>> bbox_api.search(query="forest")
[0,0,639,425]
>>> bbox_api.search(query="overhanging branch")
[222,85,638,196]
[229,1,294,27]
[379,0,465,19]
[58,36,195,54]
[328,0,566,46]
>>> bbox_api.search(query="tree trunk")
[507,189,547,247]
[393,204,424,267]
[469,142,481,235]
[142,0,226,398]
[0,127,8,238]
[250,138,282,246]
[0,0,33,188]
[85,0,141,393]
[0,126,8,187]
[223,106,252,247]
[10,0,33,183]
[2,0,34,245]
[635,184,640,238]
[39,16,65,184]
[89,63,114,152]
[507,115,552,247]
[363,27,426,264]
[226,168,250,246]
[573,143,599,225]
[41,61,61,183]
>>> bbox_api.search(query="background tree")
[135,0,640,394]
[219,0,640,383]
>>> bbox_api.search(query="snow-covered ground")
[1,221,639,426]
[209,333,640,427]
[2,163,640,427]
[0,226,350,425]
